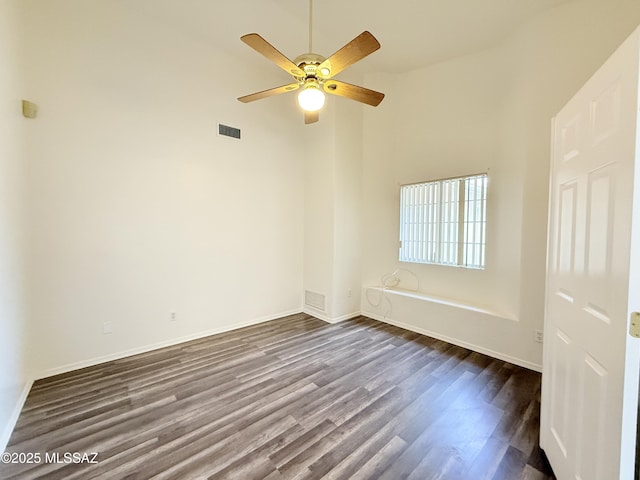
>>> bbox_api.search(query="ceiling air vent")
[218,123,241,139]
[304,290,326,312]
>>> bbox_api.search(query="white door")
[542,27,640,480]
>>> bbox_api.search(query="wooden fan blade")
[304,111,319,124]
[241,33,304,77]
[323,80,385,107]
[317,31,380,79]
[238,83,300,103]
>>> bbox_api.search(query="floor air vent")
[304,290,326,312]
[218,123,241,139]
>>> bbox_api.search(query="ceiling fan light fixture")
[237,0,384,123]
[297,85,325,112]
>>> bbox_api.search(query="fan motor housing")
[293,53,326,80]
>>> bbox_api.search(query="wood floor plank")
[349,435,408,480]
[492,445,530,480]
[0,313,555,480]
[268,419,337,468]
[519,464,553,480]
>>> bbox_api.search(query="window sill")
[365,286,517,322]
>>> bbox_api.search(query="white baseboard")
[364,311,542,373]
[37,308,303,380]
[329,311,362,323]
[1,379,34,453]
[302,308,361,324]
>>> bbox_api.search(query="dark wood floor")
[2,314,555,480]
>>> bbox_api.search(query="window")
[399,173,487,269]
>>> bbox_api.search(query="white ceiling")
[136,0,575,74]
[271,0,576,72]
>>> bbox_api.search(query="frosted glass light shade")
[297,86,325,112]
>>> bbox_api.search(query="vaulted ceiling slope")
[133,0,575,74]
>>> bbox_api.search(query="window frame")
[398,173,488,269]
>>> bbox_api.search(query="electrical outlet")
[170,312,177,322]
[103,321,113,335]
[347,290,352,298]
[534,329,544,343]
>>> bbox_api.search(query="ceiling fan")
[237,0,385,125]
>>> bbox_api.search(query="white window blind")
[399,173,487,269]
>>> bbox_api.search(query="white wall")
[0,0,29,450]
[332,100,364,319]
[303,98,364,322]
[303,109,336,320]
[361,0,640,369]
[21,0,306,376]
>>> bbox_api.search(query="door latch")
[631,312,640,338]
